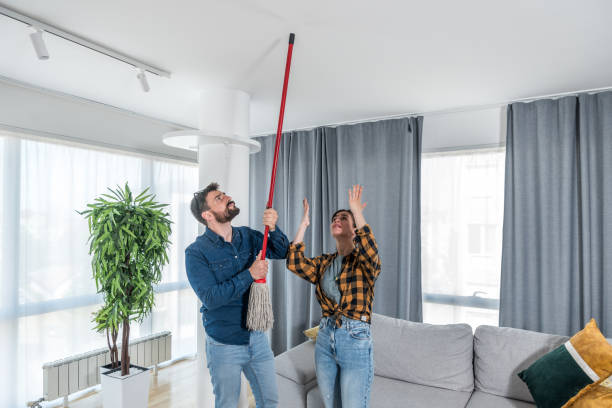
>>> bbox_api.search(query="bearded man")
[186,182,289,408]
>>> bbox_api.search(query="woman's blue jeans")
[315,316,374,408]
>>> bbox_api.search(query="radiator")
[42,331,171,402]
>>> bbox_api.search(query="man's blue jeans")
[205,331,278,408]
[315,316,374,408]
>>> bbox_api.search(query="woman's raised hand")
[301,198,310,227]
[292,198,310,244]
[348,184,367,213]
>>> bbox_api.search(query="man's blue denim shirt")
[185,225,289,345]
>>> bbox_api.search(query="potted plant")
[80,183,172,408]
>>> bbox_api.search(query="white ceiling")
[0,0,611,137]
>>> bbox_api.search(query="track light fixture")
[29,28,49,60]
[137,69,150,92]
[1,4,170,93]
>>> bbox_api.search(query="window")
[0,131,199,407]
[421,147,505,329]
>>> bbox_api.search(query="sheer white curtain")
[0,131,198,407]
[421,148,505,329]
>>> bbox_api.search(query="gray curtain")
[500,91,612,336]
[249,117,423,354]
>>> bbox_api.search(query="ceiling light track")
[0,4,171,78]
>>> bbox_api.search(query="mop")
[247,33,295,331]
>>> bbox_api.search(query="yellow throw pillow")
[568,319,612,380]
[303,326,319,341]
[566,375,612,407]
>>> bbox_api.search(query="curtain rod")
[253,84,612,137]
[0,4,171,77]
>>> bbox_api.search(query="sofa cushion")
[371,313,474,392]
[277,374,316,408]
[307,375,472,408]
[306,385,325,408]
[275,340,316,384]
[474,325,568,402]
[465,390,536,407]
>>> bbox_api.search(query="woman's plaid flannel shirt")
[286,224,381,327]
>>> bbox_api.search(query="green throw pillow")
[517,319,612,408]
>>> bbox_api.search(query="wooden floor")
[67,358,255,408]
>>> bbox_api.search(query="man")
[186,182,289,408]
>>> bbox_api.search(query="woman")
[286,185,381,408]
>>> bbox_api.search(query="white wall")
[422,107,506,152]
[0,77,197,161]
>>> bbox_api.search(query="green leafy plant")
[79,183,172,376]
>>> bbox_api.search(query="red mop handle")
[257,33,295,283]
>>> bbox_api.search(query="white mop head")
[246,282,274,331]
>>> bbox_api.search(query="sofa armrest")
[275,340,316,385]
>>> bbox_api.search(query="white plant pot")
[100,364,151,408]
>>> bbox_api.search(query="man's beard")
[213,201,240,223]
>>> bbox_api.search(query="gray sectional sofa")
[275,313,586,407]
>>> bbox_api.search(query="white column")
[164,88,260,408]
[198,88,250,137]
[197,143,250,226]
